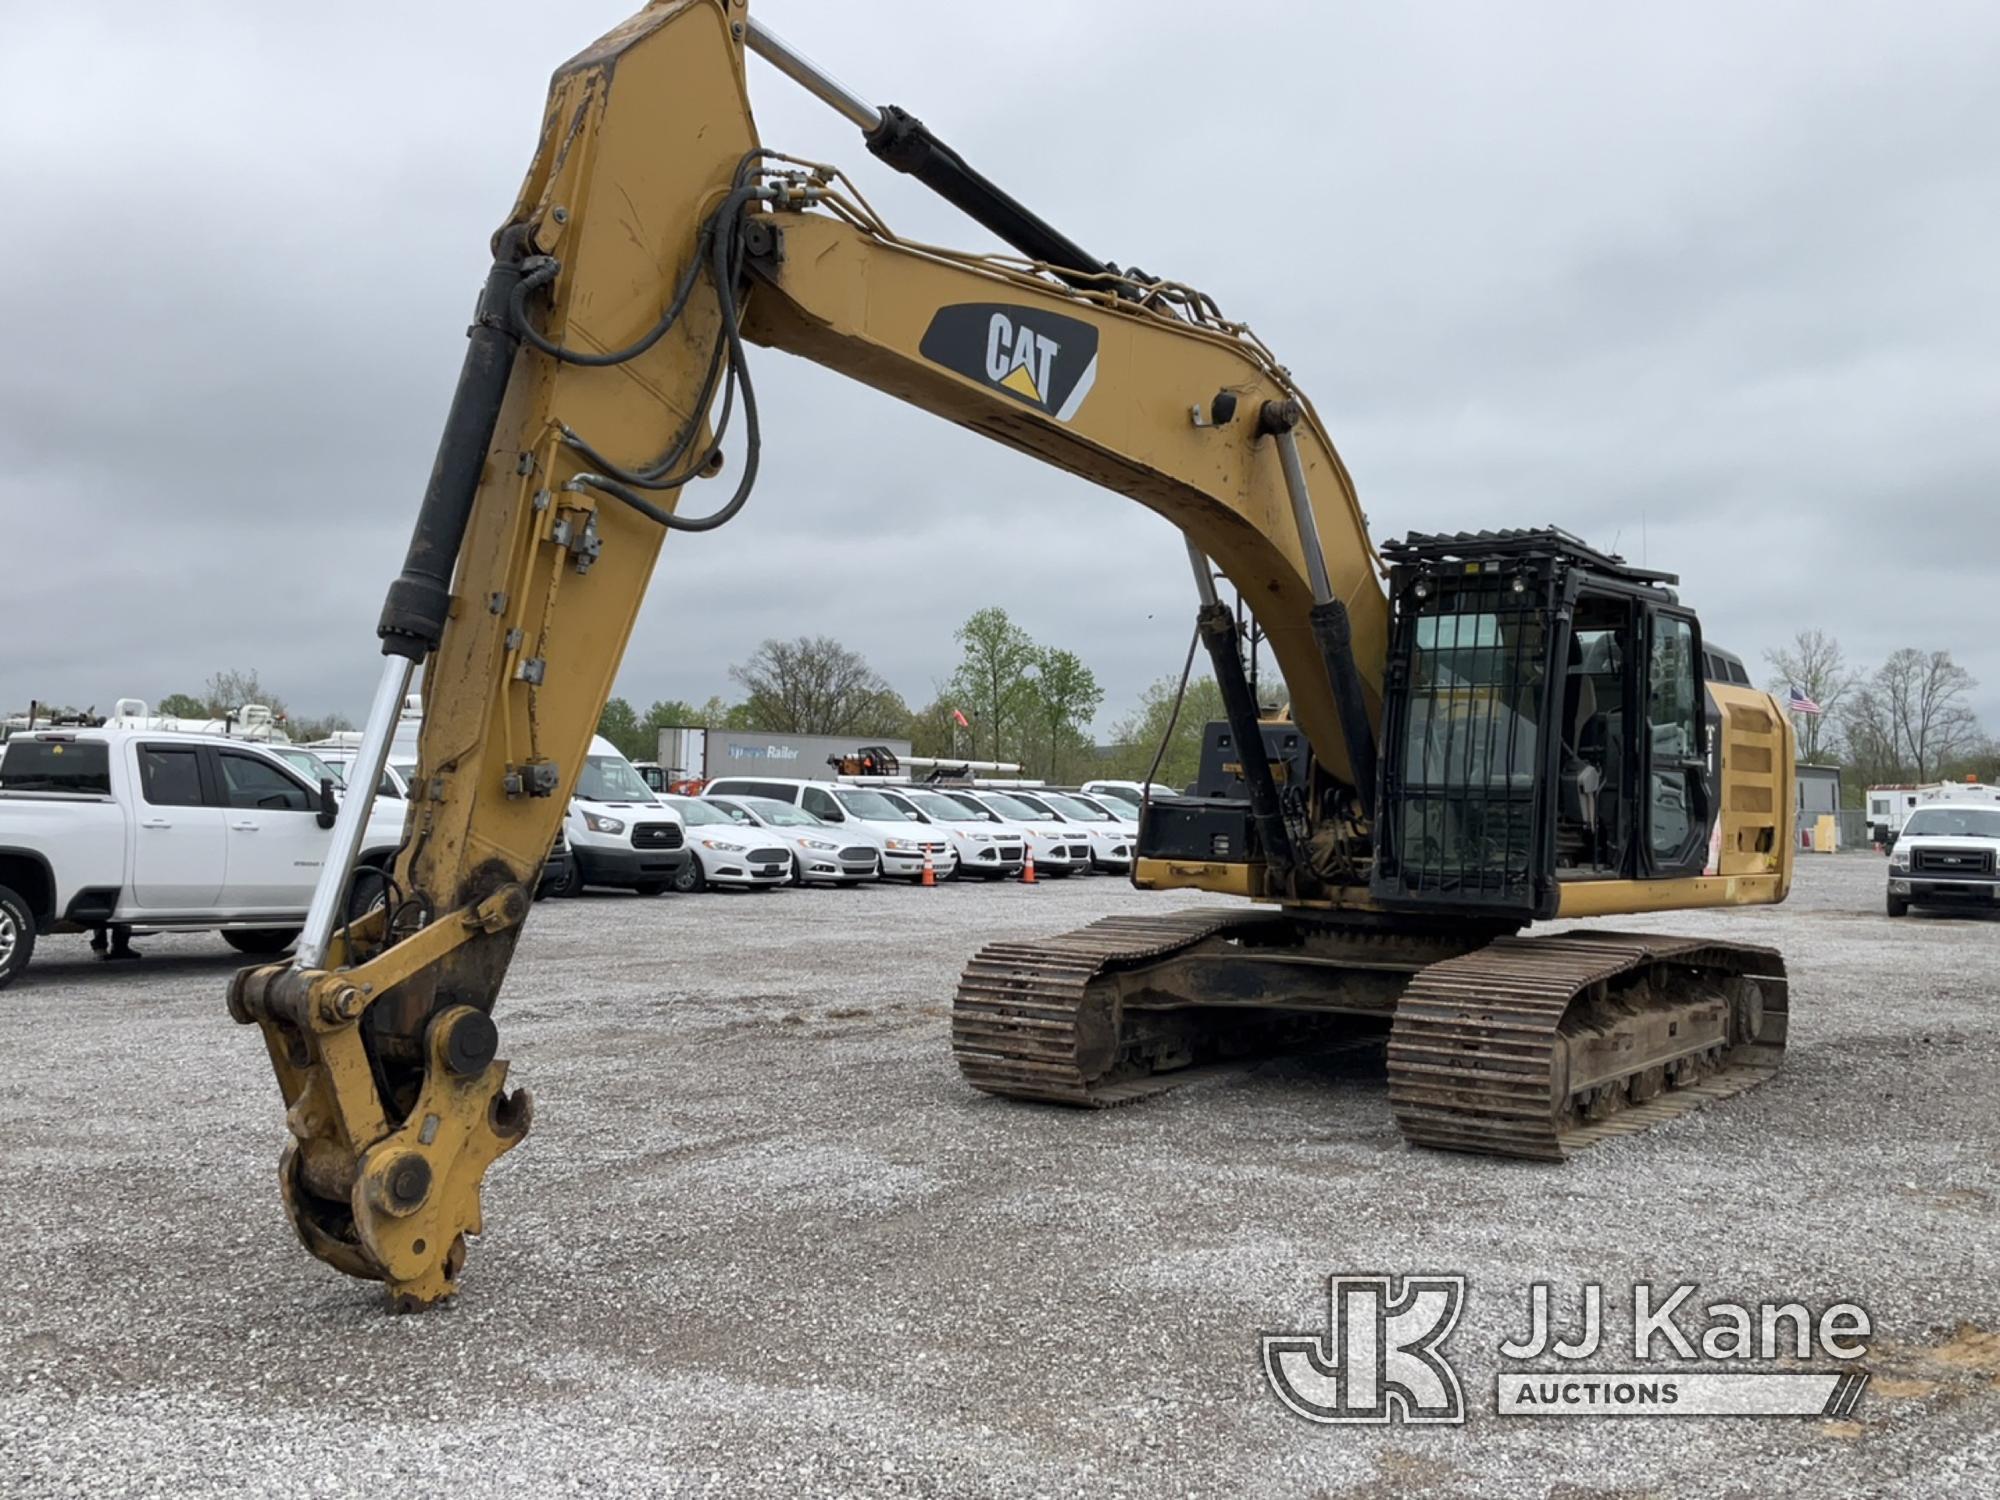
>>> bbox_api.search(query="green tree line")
[596,606,1234,786]
[129,625,1995,803]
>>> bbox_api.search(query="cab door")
[128,741,228,911]
[214,748,324,911]
[1642,609,1712,878]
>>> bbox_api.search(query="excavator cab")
[1371,529,1712,920]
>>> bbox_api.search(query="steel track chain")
[1386,930,1789,1159]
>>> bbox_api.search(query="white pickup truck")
[0,727,407,989]
[1886,802,2000,917]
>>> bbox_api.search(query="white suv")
[992,788,1124,873]
[702,777,957,881]
[941,789,1089,876]
[1032,790,1136,871]
[1080,780,1176,816]
[876,787,1027,880]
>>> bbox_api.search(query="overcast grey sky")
[5,1,1997,737]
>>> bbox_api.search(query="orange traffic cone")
[921,850,937,887]
[1022,848,1037,884]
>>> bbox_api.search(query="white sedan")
[705,796,883,884]
[658,795,791,892]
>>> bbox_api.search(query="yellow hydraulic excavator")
[228,0,1797,1309]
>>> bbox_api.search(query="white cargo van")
[561,736,690,895]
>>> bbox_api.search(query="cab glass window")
[1646,616,1701,862]
[574,754,653,803]
[219,752,312,811]
[137,746,205,807]
[0,739,112,794]
[1403,605,1547,792]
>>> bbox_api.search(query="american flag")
[1787,686,1823,716]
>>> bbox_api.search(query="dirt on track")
[1,856,1995,1497]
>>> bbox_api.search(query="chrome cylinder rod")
[1185,539,1222,609]
[294,656,413,970]
[744,17,882,132]
[1262,404,1379,817]
[1271,426,1335,607]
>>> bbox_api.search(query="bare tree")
[1836,683,1903,789]
[1876,649,1981,781]
[728,636,900,735]
[201,668,285,719]
[1763,629,1853,763]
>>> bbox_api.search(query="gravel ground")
[1,855,1995,1498]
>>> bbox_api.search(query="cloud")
[4,0,1996,738]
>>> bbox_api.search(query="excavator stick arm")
[228,0,1386,1307]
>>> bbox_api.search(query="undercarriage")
[952,910,1788,1158]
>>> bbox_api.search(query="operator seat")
[1560,670,1602,841]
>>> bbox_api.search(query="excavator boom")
[227,0,1795,1308]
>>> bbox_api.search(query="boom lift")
[227,0,1797,1308]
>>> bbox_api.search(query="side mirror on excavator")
[316,777,339,830]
